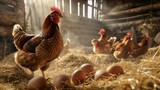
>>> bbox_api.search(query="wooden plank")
[0,12,17,26]
[101,11,160,23]
[0,3,15,12]
[0,26,12,36]
[0,0,17,6]
[103,3,160,19]
[61,24,100,34]
[104,17,160,27]
[62,15,102,25]
[61,19,101,28]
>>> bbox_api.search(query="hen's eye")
[50,13,58,17]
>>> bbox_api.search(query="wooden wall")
[0,0,25,59]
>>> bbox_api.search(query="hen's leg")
[40,62,50,78]
[40,70,45,78]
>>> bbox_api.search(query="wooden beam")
[92,0,94,18]
[0,11,17,26]
[101,11,160,23]
[0,26,12,36]
[104,17,160,27]
[0,0,17,7]
[102,3,160,19]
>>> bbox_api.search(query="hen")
[12,6,63,78]
[113,33,133,60]
[130,36,149,58]
[91,29,110,54]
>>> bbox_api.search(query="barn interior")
[0,0,160,90]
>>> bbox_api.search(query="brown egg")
[80,63,94,75]
[27,76,47,90]
[94,70,111,81]
[71,69,86,85]
[53,75,72,89]
[106,64,124,75]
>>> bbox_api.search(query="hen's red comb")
[50,6,62,15]
[127,32,132,36]
[98,28,105,34]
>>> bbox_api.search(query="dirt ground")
[0,46,160,90]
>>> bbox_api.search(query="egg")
[94,70,111,81]
[106,64,124,75]
[27,76,47,90]
[80,63,94,75]
[71,69,86,85]
[53,75,72,89]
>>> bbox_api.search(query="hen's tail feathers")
[12,24,34,50]
[14,50,40,71]
[12,24,24,36]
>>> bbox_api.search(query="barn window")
[87,0,99,19]
[88,0,92,18]
[83,4,85,17]
[54,0,58,7]
[78,2,80,16]
[69,0,72,14]
[88,6,92,18]
[88,0,92,5]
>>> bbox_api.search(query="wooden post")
[72,0,78,15]
[81,0,88,17]
[92,0,94,18]
[85,1,88,18]
[64,0,69,15]
[16,0,25,28]
[80,1,83,16]
[105,3,160,19]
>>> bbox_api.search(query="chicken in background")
[130,36,149,58]
[98,28,108,45]
[113,32,133,60]
[59,38,70,57]
[91,29,110,54]
[107,36,117,53]
[91,39,109,54]
[12,6,63,78]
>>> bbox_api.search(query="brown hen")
[91,29,110,54]
[12,6,63,78]
[113,33,133,60]
[130,36,149,58]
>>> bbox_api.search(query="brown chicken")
[98,28,108,45]
[12,6,63,78]
[91,29,110,54]
[130,36,149,58]
[113,33,133,60]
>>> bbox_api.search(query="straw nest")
[0,45,160,90]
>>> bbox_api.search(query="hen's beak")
[58,14,63,18]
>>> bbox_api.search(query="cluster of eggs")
[27,64,124,90]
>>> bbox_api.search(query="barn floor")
[0,46,160,90]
